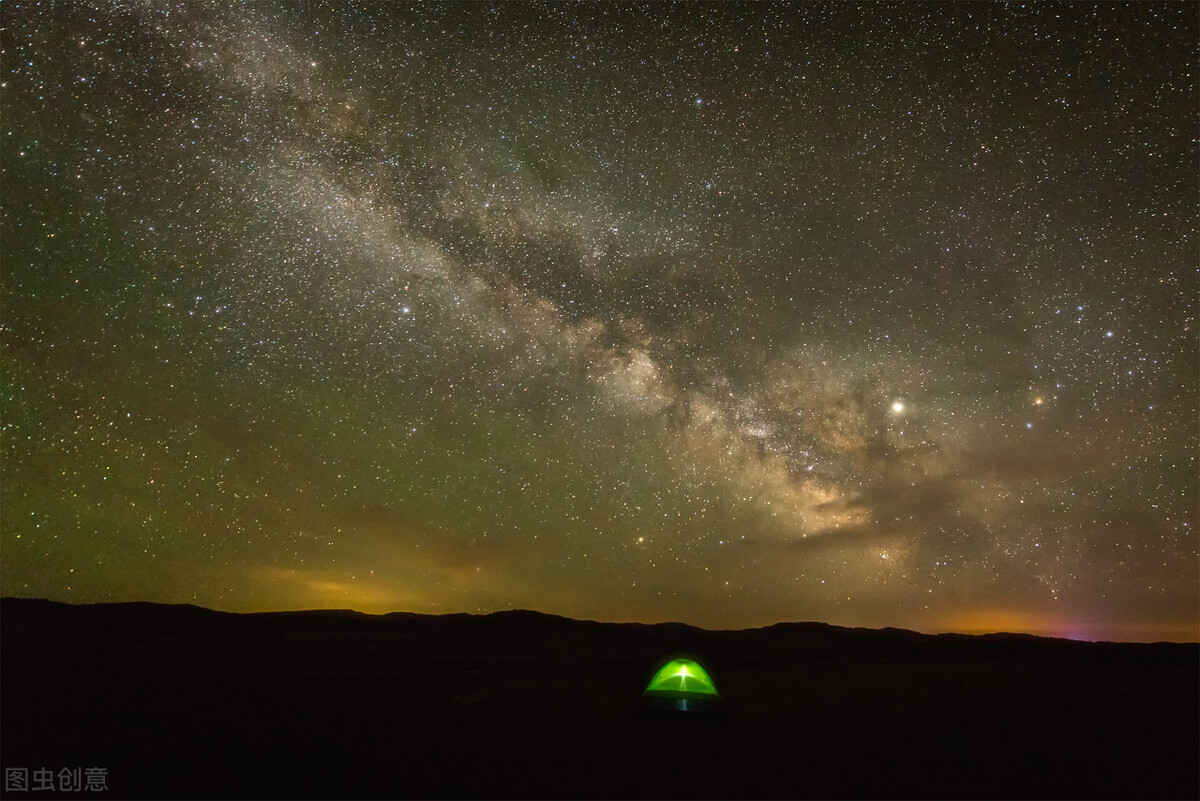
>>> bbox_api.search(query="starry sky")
[2,2,1196,642]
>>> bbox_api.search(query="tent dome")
[643,658,720,700]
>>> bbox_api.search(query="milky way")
[2,2,1196,641]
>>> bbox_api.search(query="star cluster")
[2,2,1196,641]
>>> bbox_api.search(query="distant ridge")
[3,597,1195,659]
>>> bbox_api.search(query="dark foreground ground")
[2,599,1196,800]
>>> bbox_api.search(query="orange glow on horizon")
[926,608,1198,643]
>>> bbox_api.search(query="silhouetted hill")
[2,598,1196,799]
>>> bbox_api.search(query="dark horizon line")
[4,595,1197,647]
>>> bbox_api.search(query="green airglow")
[643,658,720,699]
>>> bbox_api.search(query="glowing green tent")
[642,658,722,713]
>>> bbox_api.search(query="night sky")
[2,2,1196,642]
